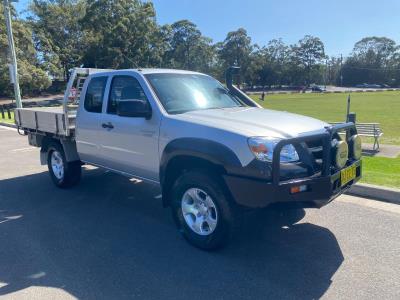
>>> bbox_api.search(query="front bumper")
[224,122,362,209]
[224,159,362,208]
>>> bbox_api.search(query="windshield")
[145,73,245,114]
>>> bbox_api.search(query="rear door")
[98,73,161,182]
[76,75,108,164]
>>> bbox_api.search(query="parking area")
[0,126,399,300]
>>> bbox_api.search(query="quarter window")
[108,76,148,114]
[84,76,107,113]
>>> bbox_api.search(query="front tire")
[47,142,81,188]
[170,170,236,250]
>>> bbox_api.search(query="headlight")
[248,137,299,162]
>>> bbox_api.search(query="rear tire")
[170,170,236,250]
[47,142,81,188]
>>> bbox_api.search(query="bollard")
[7,107,11,119]
[0,106,4,119]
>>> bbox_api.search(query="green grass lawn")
[251,91,400,145]
[361,156,400,189]
[0,111,15,124]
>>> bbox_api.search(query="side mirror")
[117,99,152,119]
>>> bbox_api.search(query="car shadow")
[362,149,378,157]
[0,168,343,299]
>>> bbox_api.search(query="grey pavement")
[324,86,399,92]
[362,143,400,158]
[0,126,399,299]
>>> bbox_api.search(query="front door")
[98,74,160,182]
[76,75,108,165]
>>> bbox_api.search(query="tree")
[12,1,400,91]
[218,28,253,85]
[292,35,325,85]
[81,0,163,69]
[164,20,215,73]
[29,0,86,80]
[255,39,291,87]
[326,56,342,85]
[218,28,252,67]
[353,37,397,62]
[0,3,50,96]
[342,37,400,86]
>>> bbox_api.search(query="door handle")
[102,122,114,129]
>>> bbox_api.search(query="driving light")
[248,137,299,162]
[350,134,362,160]
[335,140,349,169]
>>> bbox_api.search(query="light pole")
[325,58,328,89]
[3,0,22,108]
[340,54,343,87]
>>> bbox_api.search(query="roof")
[124,68,205,75]
[83,68,207,79]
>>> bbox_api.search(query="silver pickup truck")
[15,67,362,249]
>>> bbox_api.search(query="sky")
[15,0,400,57]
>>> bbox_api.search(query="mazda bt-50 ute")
[15,67,362,249]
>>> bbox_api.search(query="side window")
[84,76,107,113]
[107,76,148,114]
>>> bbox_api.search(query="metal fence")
[0,99,63,123]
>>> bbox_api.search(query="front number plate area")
[341,165,356,187]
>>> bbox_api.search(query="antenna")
[346,94,351,122]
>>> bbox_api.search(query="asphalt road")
[0,126,399,300]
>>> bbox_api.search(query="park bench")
[330,122,383,150]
